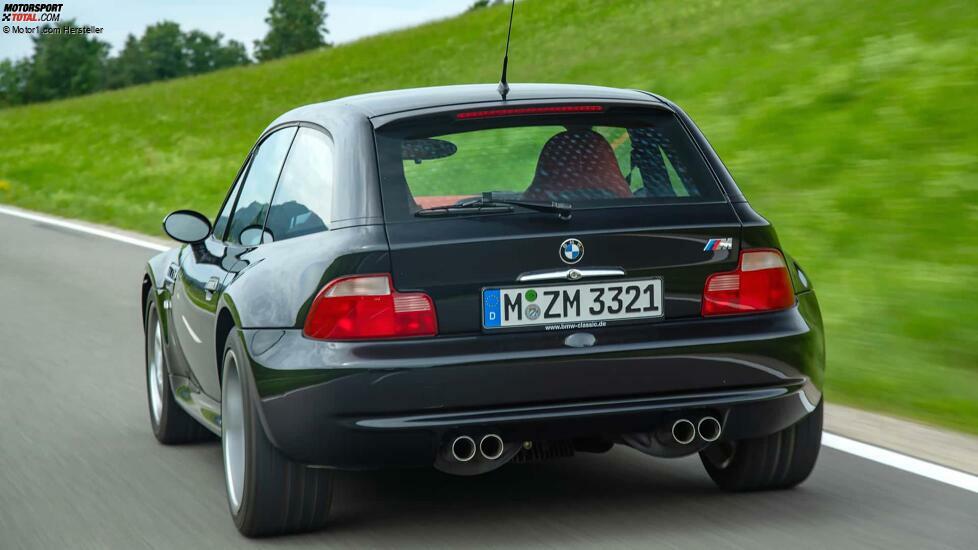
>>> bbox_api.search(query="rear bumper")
[243,291,824,468]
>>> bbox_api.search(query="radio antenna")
[497,0,516,100]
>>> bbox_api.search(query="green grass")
[1,0,976,433]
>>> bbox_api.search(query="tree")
[254,0,330,62]
[107,34,150,89]
[0,58,30,106]
[185,30,222,74]
[214,39,250,70]
[185,31,250,74]
[140,21,188,81]
[25,19,109,102]
[1,19,250,106]
[107,27,250,90]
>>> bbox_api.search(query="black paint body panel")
[386,203,741,333]
[140,83,825,470]
[247,293,823,468]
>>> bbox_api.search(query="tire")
[700,400,823,491]
[221,330,333,537]
[145,300,213,444]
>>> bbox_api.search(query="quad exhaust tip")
[479,434,505,460]
[698,416,722,442]
[671,419,696,445]
[451,436,477,462]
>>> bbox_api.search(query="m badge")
[704,238,733,251]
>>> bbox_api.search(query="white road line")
[1,205,977,494]
[822,433,977,493]
[0,205,169,252]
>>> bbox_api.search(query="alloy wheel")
[147,311,164,424]
[222,351,246,513]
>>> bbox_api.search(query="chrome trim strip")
[517,267,626,283]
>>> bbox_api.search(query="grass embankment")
[1,0,976,433]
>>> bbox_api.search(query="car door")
[171,126,297,399]
[217,125,337,327]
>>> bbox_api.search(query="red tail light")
[702,249,795,316]
[304,274,437,340]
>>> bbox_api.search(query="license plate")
[482,278,663,329]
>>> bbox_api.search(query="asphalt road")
[1,212,975,549]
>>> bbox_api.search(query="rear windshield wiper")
[416,192,572,220]
[415,204,515,217]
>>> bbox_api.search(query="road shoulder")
[825,403,978,475]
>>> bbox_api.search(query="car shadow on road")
[263,446,854,546]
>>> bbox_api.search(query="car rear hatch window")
[376,106,725,219]
[374,104,742,335]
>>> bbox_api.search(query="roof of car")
[276,84,663,125]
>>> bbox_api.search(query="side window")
[212,169,244,241]
[226,127,297,245]
[264,128,334,242]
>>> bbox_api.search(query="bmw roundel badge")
[560,238,584,264]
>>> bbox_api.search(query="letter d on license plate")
[482,278,663,329]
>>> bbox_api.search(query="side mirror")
[239,225,274,246]
[163,210,211,244]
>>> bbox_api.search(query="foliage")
[0,0,976,432]
[1,20,250,103]
[19,20,110,103]
[186,31,250,75]
[106,35,151,89]
[139,21,189,82]
[0,58,30,107]
[469,0,507,10]
[108,21,251,89]
[110,21,250,88]
[254,0,330,62]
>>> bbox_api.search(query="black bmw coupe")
[142,83,825,536]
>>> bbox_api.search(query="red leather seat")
[523,130,632,201]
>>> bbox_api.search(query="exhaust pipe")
[671,419,696,445]
[451,436,477,462]
[697,416,722,442]
[479,434,505,460]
